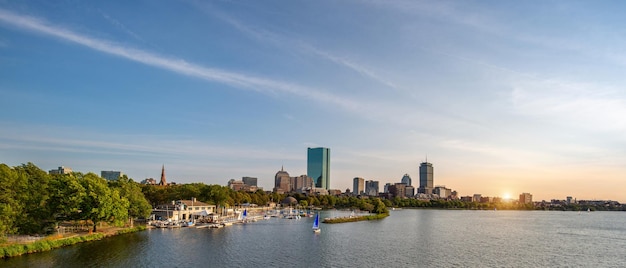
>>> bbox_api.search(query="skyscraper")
[401,174,412,186]
[307,147,330,190]
[418,162,433,194]
[365,180,379,196]
[353,177,364,195]
[274,166,290,193]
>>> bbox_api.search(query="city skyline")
[1,2,626,202]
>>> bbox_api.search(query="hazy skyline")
[1,1,625,202]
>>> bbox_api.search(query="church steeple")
[159,165,167,186]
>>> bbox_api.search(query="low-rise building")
[151,198,217,222]
[49,166,72,175]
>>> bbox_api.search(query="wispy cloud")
[203,6,401,92]
[0,123,302,162]
[99,10,143,41]
[0,9,357,110]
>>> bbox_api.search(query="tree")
[110,176,152,224]
[79,173,129,232]
[0,164,21,235]
[372,198,389,214]
[49,173,86,222]
[13,163,53,234]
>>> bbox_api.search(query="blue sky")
[1,1,625,201]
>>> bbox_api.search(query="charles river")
[3,210,625,267]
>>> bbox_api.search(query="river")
[3,209,625,267]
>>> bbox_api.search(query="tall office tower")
[101,170,123,181]
[418,162,434,194]
[401,174,412,186]
[307,147,330,190]
[365,180,379,196]
[353,177,365,195]
[274,166,291,193]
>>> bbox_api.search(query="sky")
[1,0,625,202]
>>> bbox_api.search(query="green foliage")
[0,233,107,258]
[115,225,146,235]
[109,177,152,219]
[323,212,389,224]
[49,173,86,221]
[79,173,129,232]
[13,163,54,234]
[0,164,23,235]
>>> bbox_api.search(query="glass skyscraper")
[307,147,330,190]
[418,162,433,194]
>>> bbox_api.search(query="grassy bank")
[322,213,389,224]
[1,226,146,259]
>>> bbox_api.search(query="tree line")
[0,163,151,235]
[140,184,388,214]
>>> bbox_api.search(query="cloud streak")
[0,9,357,110]
[204,6,401,92]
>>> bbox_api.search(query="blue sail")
[312,213,320,232]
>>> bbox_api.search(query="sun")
[503,193,511,200]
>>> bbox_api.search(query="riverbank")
[0,225,146,259]
[322,213,389,224]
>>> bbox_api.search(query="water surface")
[4,210,625,267]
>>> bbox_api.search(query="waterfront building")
[101,170,123,181]
[365,180,379,196]
[242,177,258,187]
[566,196,573,205]
[401,174,412,186]
[49,166,72,175]
[519,193,533,204]
[353,177,365,195]
[152,198,217,222]
[473,194,482,203]
[418,162,434,195]
[307,147,330,190]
